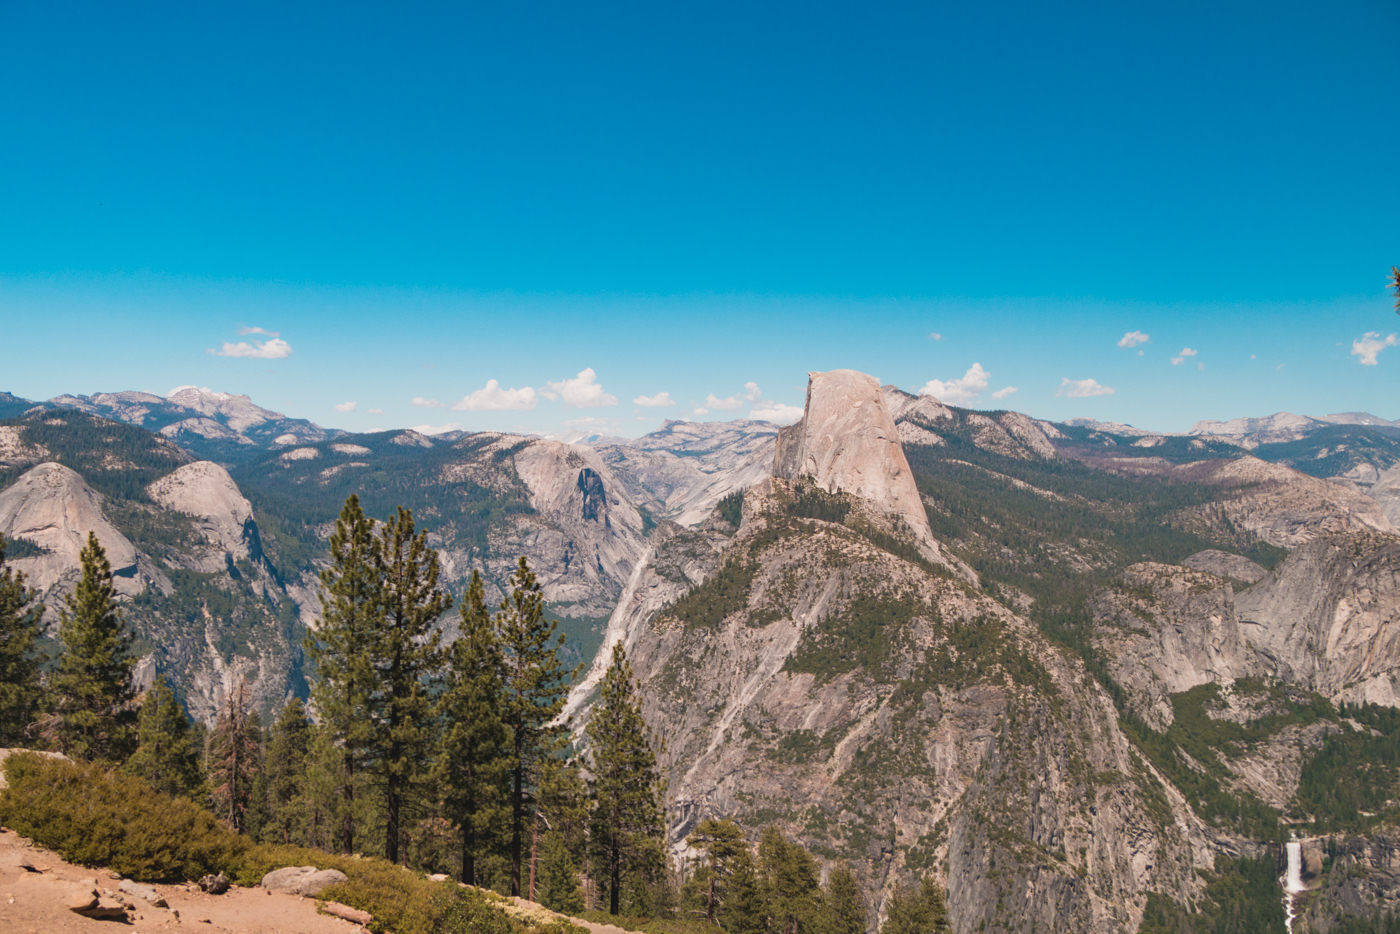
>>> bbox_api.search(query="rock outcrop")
[0,462,141,595]
[1237,532,1400,706]
[775,370,970,578]
[147,461,260,570]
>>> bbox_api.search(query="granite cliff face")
[147,461,261,572]
[774,371,972,580]
[0,462,142,596]
[1237,532,1400,706]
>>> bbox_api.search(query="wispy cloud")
[992,385,1018,400]
[928,331,943,341]
[1057,377,1115,398]
[1118,330,1150,348]
[1171,347,1198,366]
[633,391,675,407]
[412,396,444,408]
[208,337,293,359]
[451,380,539,411]
[918,362,990,404]
[749,401,803,424]
[704,382,763,410]
[368,407,384,415]
[334,401,357,413]
[1352,332,1398,366]
[239,325,280,338]
[540,368,618,407]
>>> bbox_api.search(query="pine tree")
[687,818,751,923]
[436,570,508,883]
[372,506,450,864]
[820,863,867,934]
[206,679,262,832]
[0,534,44,746]
[496,556,573,895]
[262,697,312,845]
[880,876,950,934]
[52,532,135,761]
[307,494,379,855]
[759,824,821,934]
[587,643,665,915]
[536,830,585,914]
[123,675,204,797]
[722,847,767,934]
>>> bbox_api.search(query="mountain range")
[2,378,1398,933]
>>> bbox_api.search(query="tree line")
[0,495,951,930]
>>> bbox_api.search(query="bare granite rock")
[147,460,258,570]
[775,370,972,580]
[0,461,141,595]
[261,866,348,897]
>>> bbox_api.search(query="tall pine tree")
[307,494,379,854]
[436,570,509,884]
[687,818,750,923]
[0,534,44,746]
[880,876,951,934]
[52,532,135,762]
[124,675,204,797]
[206,678,263,832]
[587,643,665,915]
[759,824,821,934]
[496,556,573,895]
[262,697,312,845]
[372,506,450,865]
[819,863,867,934]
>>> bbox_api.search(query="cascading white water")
[1283,839,1305,932]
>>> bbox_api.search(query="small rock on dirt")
[198,872,230,894]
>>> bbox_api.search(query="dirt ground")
[0,828,367,934]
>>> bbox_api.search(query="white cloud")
[928,332,943,341]
[1352,332,1399,366]
[918,362,990,404]
[239,325,280,337]
[749,402,804,424]
[704,381,763,410]
[1171,347,1198,366]
[633,391,675,407]
[208,337,293,359]
[368,407,384,415]
[992,385,1018,400]
[692,407,710,416]
[1118,330,1150,348]
[412,423,461,436]
[334,401,357,413]
[450,380,539,411]
[1057,377,1116,398]
[412,396,444,408]
[540,368,618,407]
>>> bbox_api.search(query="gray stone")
[261,865,348,897]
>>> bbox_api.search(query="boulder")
[198,871,230,894]
[118,877,168,907]
[49,879,98,912]
[261,865,348,897]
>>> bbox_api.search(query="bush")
[0,754,576,934]
[0,752,242,882]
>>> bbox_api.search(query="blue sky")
[2,0,1397,436]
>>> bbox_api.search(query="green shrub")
[0,752,243,882]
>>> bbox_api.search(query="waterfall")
[1283,839,1305,932]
